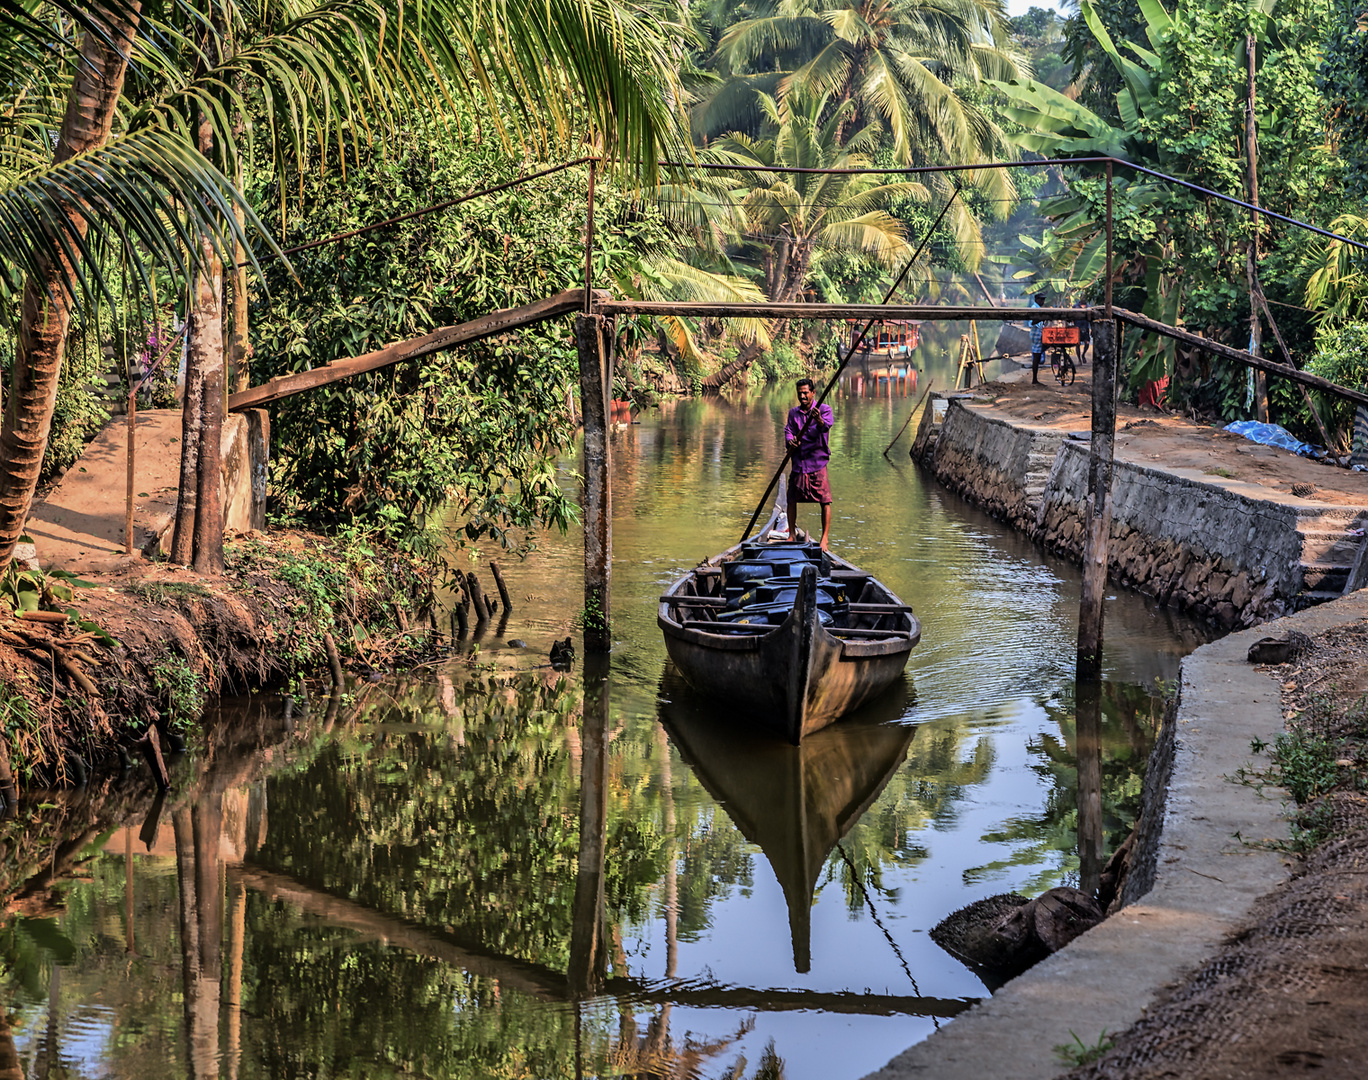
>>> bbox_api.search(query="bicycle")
[1043,326,1079,385]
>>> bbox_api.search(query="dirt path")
[973,367,1368,506]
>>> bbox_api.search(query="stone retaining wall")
[927,403,1064,533]
[1038,441,1301,628]
[919,398,1316,629]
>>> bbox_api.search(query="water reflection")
[1074,679,1106,896]
[661,674,914,974]
[0,378,1216,1079]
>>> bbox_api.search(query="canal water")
[0,332,1214,1080]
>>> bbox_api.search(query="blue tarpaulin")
[1225,420,1320,457]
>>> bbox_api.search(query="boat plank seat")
[680,620,765,634]
[829,627,912,638]
[660,595,729,606]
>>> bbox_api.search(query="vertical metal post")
[1077,319,1117,678]
[577,314,612,652]
[1104,160,1114,319]
[583,159,596,314]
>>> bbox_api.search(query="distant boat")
[837,317,920,361]
[657,535,921,743]
[660,673,915,973]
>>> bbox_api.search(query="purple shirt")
[785,403,833,473]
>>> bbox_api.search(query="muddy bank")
[0,530,439,791]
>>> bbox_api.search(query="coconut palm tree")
[0,1,266,568]
[701,89,929,385]
[0,0,693,569]
[702,0,1024,172]
[719,90,923,303]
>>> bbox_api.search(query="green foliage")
[751,339,805,381]
[0,684,42,783]
[1238,688,1368,849]
[998,0,1350,402]
[1320,1,1368,195]
[1307,320,1368,448]
[149,653,206,733]
[1269,728,1343,804]
[1054,1030,1116,1066]
[704,0,1023,174]
[250,122,665,557]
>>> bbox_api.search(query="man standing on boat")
[785,377,833,550]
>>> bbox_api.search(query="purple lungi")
[790,466,832,505]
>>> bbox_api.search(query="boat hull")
[658,543,919,743]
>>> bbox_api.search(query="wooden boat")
[660,672,915,973]
[657,532,921,744]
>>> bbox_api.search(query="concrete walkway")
[867,592,1368,1079]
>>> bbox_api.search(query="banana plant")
[990,0,1282,387]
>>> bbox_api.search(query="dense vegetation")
[3,0,1368,560]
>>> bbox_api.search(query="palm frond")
[0,126,277,309]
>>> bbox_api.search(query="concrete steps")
[1022,441,1063,517]
[1295,512,1368,608]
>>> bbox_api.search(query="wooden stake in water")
[468,572,491,624]
[577,314,613,651]
[490,560,513,613]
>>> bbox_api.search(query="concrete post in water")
[577,314,613,652]
[1077,320,1118,678]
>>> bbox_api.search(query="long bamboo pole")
[739,191,963,542]
[884,378,935,458]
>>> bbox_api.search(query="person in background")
[785,377,834,550]
[1074,300,1091,366]
[1027,293,1046,384]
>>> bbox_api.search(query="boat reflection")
[659,671,916,973]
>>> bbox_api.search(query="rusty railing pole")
[577,312,612,652]
[583,158,596,314]
[1105,160,1114,319]
[125,389,137,555]
[1077,319,1118,679]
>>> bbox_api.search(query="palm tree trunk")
[174,103,227,573]
[701,339,764,391]
[770,232,792,302]
[191,240,226,575]
[0,3,143,565]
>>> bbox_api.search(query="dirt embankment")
[0,530,437,792]
[1064,622,1368,1080]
